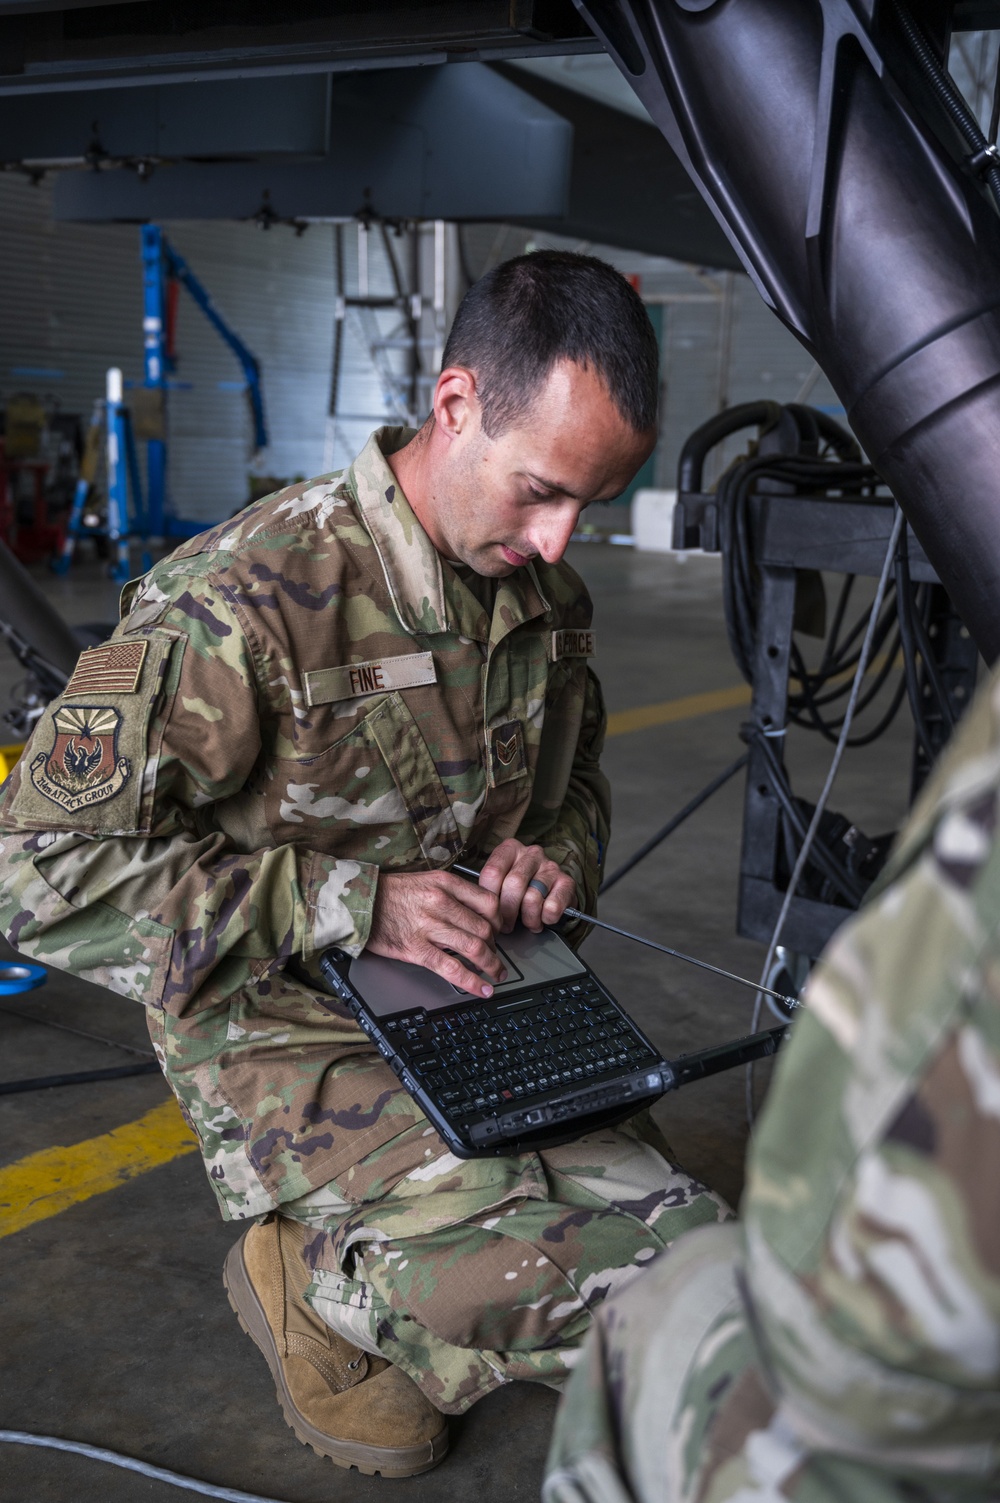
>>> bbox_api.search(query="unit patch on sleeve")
[551,629,596,661]
[65,639,149,696]
[28,705,130,811]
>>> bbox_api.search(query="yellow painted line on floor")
[0,1096,197,1241]
[605,651,904,740]
[606,683,752,737]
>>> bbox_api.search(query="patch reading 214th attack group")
[29,705,130,811]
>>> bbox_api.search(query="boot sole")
[223,1233,448,1478]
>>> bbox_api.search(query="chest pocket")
[266,691,463,868]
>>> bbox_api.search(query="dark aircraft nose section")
[577,0,1000,662]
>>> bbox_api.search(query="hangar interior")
[1,3,999,1499]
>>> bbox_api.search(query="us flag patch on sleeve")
[64,639,149,696]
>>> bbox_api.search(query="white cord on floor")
[746,504,905,1124]
[0,1430,294,1503]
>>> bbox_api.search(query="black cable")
[903,574,956,733]
[789,597,898,706]
[894,547,942,766]
[0,1062,160,1096]
[599,753,749,894]
[818,573,855,674]
[792,636,908,747]
[797,587,898,687]
[892,0,1000,211]
[718,450,884,686]
[714,432,908,750]
[788,609,903,736]
[751,732,867,906]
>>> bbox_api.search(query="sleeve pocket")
[13,856,174,1009]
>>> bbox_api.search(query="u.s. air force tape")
[304,650,437,706]
[551,629,596,660]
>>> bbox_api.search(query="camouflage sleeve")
[741,666,1000,1474]
[0,573,377,1016]
[517,664,611,922]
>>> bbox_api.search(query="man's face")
[419,359,656,576]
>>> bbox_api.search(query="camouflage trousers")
[543,1224,981,1503]
[282,1103,728,1416]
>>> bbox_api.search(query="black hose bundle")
[718,433,957,763]
[716,432,912,744]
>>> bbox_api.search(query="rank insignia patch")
[65,639,148,697]
[489,719,526,783]
[29,705,130,811]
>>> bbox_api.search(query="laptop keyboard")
[384,979,658,1121]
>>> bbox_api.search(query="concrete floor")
[0,542,916,1502]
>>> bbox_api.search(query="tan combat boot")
[223,1213,448,1477]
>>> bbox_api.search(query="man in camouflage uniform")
[0,252,727,1478]
[544,658,1000,1501]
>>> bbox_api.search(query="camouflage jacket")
[545,666,1000,1503]
[0,428,610,1215]
[738,660,1000,1489]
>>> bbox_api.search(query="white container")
[632,488,679,552]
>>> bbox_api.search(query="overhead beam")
[0,0,599,95]
[52,63,572,221]
[0,73,330,160]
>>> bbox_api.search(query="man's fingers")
[518,867,570,930]
[477,839,521,896]
[499,866,532,931]
[478,841,542,932]
[473,842,575,933]
[428,922,506,982]
[366,871,503,994]
[540,872,577,927]
[417,934,506,997]
[434,872,502,930]
[430,891,501,949]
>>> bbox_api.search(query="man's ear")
[433,366,480,441]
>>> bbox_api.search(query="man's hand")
[367,870,506,998]
[477,840,576,934]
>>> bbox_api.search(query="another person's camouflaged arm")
[0,582,376,1018]
[736,674,1000,1476]
[515,664,610,934]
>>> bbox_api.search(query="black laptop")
[319,923,670,1158]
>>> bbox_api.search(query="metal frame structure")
[675,403,980,958]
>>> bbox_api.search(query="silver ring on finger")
[528,877,550,899]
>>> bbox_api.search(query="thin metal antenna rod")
[451,865,800,1013]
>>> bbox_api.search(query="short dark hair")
[441,249,659,438]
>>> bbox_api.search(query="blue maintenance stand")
[141,223,268,540]
[55,224,267,579]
